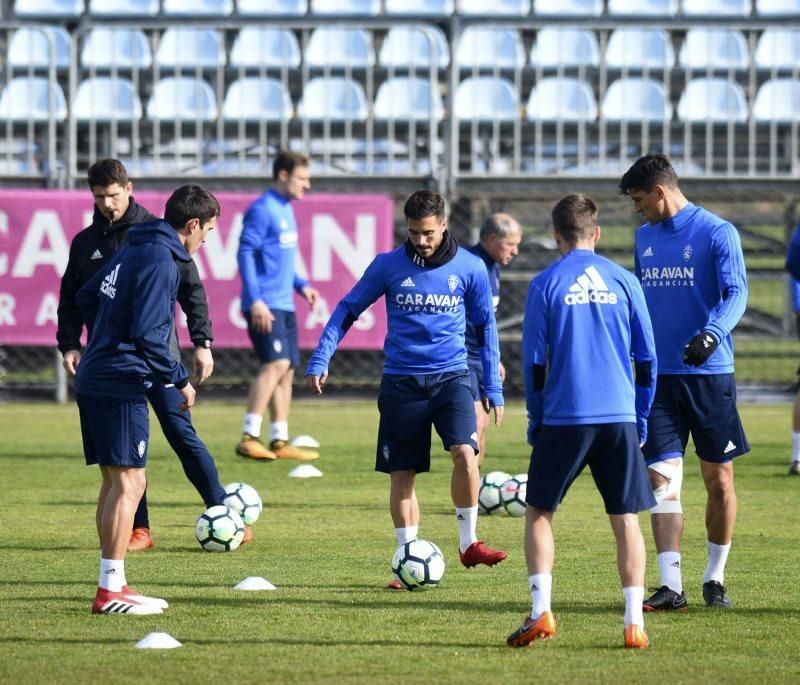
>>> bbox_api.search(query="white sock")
[658,551,683,593]
[792,432,800,463]
[623,586,645,629]
[394,525,418,546]
[99,557,126,592]
[243,413,263,438]
[455,506,478,553]
[270,421,289,442]
[704,541,731,584]
[529,573,552,619]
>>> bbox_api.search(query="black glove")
[683,331,719,367]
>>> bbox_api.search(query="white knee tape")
[648,459,683,514]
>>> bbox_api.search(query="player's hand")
[498,361,506,382]
[493,404,504,427]
[683,330,719,367]
[481,396,491,414]
[62,349,81,377]
[250,300,274,334]
[306,371,328,395]
[178,382,196,411]
[302,286,320,307]
[192,346,214,385]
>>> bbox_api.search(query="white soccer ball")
[195,505,245,552]
[500,473,528,517]
[223,482,263,525]
[391,539,445,591]
[478,470,511,515]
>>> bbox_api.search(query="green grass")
[1,400,799,684]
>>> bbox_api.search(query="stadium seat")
[681,0,751,15]
[305,28,375,68]
[526,77,597,122]
[8,26,70,71]
[0,77,67,121]
[223,77,293,121]
[156,29,226,70]
[755,29,800,71]
[457,0,530,16]
[608,0,677,14]
[456,28,525,71]
[147,77,218,121]
[678,29,749,70]
[533,0,602,15]
[379,26,450,70]
[385,0,454,14]
[756,0,800,13]
[88,0,158,15]
[297,77,368,121]
[81,28,152,70]
[73,77,143,121]
[310,0,379,14]
[163,0,232,14]
[230,28,301,69]
[677,78,748,123]
[753,79,800,122]
[605,29,675,71]
[14,0,83,17]
[601,78,672,122]
[455,77,519,121]
[237,0,306,14]
[374,77,445,121]
[530,29,600,69]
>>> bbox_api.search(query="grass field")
[1,399,799,684]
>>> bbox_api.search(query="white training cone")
[290,434,320,449]
[288,464,323,478]
[234,576,277,591]
[135,632,182,650]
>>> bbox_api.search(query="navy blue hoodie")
[75,220,191,399]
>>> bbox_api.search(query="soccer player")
[506,194,656,650]
[75,185,219,614]
[622,154,749,611]
[466,213,522,467]
[236,151,320,462]
[305,189,507,581]
[57,159,229,552]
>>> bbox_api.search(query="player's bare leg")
[238,359,291,459]
[700,460,736,608]
[609,513,649,648]
[267,367,317,460]
[387,470,419,589]
[474,401,489,468]
[96,468,113,543]
[790,390,800,474]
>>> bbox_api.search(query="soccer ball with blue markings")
[195,505,245,552]
[223,482,262,525]
[478,470,511,515]
[500,474,528,517]
[391,539,445,591]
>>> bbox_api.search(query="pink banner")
[0,190,393,349]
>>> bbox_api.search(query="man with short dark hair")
[621,154,749,611]
[237,150,320,462]
[75,185,219,614]
[57,159,229,552]
[306,189,507,584]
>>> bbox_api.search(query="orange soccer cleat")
[624,624,650,649]
[270,439,319,461]
[236,434,277,460]
[506,611,557,647]
[127,527,155,552]
[241,526,253,546]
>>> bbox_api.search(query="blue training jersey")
[522,249,657,443]
[306,243,504,406]
[786,220,800,282]
[792,278,800,314]
[465,243,500,365]
[237,188,310,312]
[634,203,747,375]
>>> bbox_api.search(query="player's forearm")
[705,283,747,343]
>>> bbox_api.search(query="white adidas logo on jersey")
[400,277,415,288]
[564,266,618,305]
[642,246,653,257]
[100,263,121,299]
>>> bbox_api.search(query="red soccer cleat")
[386,579,404,590]
[624,624,650,649]
[506,611,557,647]
[92,587,162,615]
[241,526,253,545]
[459,541,507,568]
[127,527,155,552]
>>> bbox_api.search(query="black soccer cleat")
[703,581,733,608]
[789,461,800,476]
[643,585,688,612]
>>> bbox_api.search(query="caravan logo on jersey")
[99,264,121,299]
[564,266,618,305]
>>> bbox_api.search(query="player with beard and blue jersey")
[622,154,749,612]
[306,190,506,582]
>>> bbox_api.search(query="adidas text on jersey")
[564,266,618,305]
[100,264,121,299]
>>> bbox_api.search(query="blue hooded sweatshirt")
[75,220,191,399]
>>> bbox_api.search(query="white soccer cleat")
[122,585,169,610]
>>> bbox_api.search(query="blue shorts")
[376,369,478,474]
[77,393,149,468]
[467,358,484,402]
[643,374,750,465]
[244,309,299,367]
[526,423,655,515]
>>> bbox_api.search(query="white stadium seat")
[88,0,158,15]
[455,77,519,121]
[156,28,226,69]
[73,77,143,121]
[305,28,375,68]
[374,77,445,121]
[679,29,749,70]
[15,0,83,17]
[756,0,800,13]
[310,0,379,14]
[147,77,218,121]
[677,78,748,123]
[753,79,800,122]
[608,0,677,14]
[456,27,526,71]
[534,0,603,15]
[526,77,597,122]
[223,78,293,121]
[8,26,70,70]
[458,0,530,16]
[601,77,672,122]
[385,0,454,14]
[81,28,152,70]
[237,0,306,13]
[755,29,800,71]
[230,28,301,69]
[0,77,67,121]
[297,77,368,121]
[530,29,600,69]
[681,0,751,15]
[605,29,675,70]
[163,0,232,14]
[379,26,450,70]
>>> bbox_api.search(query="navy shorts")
[244,309,299,367]
[643,374,750,465]
[375,369,478,474]
[467,358,484,402]
[77,393,149,468]
[526,423,655,515]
